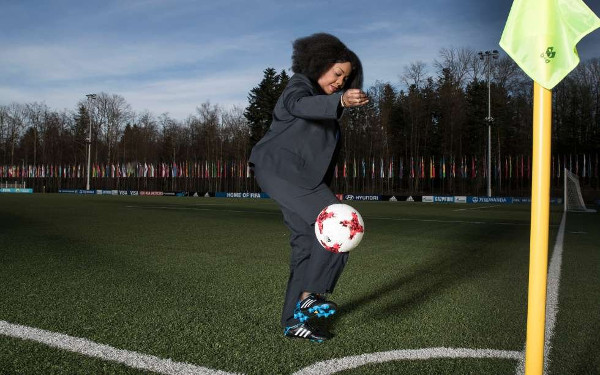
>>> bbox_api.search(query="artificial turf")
[0,194,596,374]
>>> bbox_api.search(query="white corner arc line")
[0,320,240,375]
[1,212,567,375]
[292,213,569,375]
[291,347,523,375]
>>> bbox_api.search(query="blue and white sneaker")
[293,294,338,322]
[284,322,332,343]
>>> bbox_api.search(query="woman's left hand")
[342,89,369,108]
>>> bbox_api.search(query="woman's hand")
[342,89,369,108]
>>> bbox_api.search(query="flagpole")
[524,82,552,375]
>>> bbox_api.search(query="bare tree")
[494,56,521,89]
[0,105,7,165]
[24,102,49,165]
[86,92,133,163]
[221,105,249,156]
[195,102,221,162]
[434,47,476,88]
[4,103,27,165]
[401,61,427,89]
[158,112,184,162]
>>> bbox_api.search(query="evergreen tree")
[244,68,290,149]
[464,79,488,157]
[435,67,467,156]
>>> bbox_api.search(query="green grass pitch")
[0,194,598,374]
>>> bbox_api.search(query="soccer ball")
[315,203,365,253]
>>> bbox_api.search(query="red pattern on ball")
[340,212,364,240]
[320,240,342,253]
[316,210,335,234]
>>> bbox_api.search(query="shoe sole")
[284,326,328,343]
[284,335,325,343]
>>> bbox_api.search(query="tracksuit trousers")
[254,167,349,328]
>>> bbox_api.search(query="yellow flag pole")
[524,82,552,375]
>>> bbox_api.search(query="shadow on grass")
[0,212,35,233]
[331,223,527,326]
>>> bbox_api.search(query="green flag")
[500,0,600,89]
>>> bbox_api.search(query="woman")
[249,33,369,342]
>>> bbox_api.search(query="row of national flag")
[0,161,252,179]
[1,154,598,180]
[332,154,599,180]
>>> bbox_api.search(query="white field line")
[543,213,566,373]
[0,320,239,375]
[514,212,566,374]
[453,205,502,211]
[125,205,276,215]
[0,323,526,375]
[291,347,523,375]
[125,205,538,227]
[0,207,564,374]
[293,212,568,375]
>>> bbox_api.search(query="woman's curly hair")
[291,33,363,90]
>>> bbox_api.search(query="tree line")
[1,47,599,195]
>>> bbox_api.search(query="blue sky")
[1,0,599,120]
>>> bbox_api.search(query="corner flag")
[500,0,600,89]
[500,1,599,375]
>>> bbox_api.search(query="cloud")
[1,33,272,83]
[0,31,279,118]
[2,0,598,120]
[115,69,263,119]
[0,61,266,120]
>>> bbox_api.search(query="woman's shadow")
[320,223,526,331]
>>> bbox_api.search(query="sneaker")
[293,294,338,322]
[284,322,332,342]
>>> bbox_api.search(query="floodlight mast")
[85,94,97,191]
[478,50,499,197]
